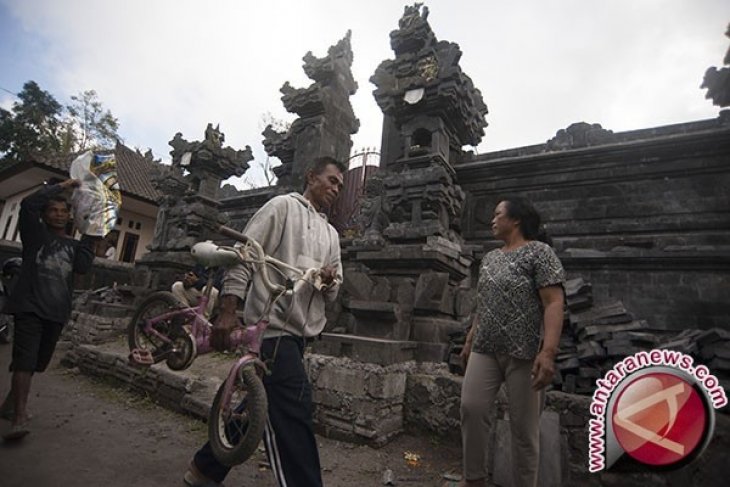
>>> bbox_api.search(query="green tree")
[63,89,120,152]
[0,81,63,160]
[0,81,121,161]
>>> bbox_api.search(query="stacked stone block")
[305,354,407,446]
[62,344,218,418]
[62,311,129,346]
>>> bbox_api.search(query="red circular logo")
[611,372,707,466]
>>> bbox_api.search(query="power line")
[0,86,19,98]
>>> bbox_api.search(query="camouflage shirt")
[472,241,565,360]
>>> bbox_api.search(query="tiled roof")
[113,144,163,202]
[30,144,162,203]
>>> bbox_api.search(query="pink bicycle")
[128,225,324,466]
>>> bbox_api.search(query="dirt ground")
[0,342,464,487]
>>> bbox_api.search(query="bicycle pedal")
[129,349,154,366]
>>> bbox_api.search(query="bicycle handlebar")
[217,225,248,243]
[190,225,325,295]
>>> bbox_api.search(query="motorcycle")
[0,257,21,344]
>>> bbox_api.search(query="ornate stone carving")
[168,127,253,188]
[391,3,435,56]
[355,173,390,246]
[204,123,224,147]
[545,122,616,151]
[371,4,488,155]
[702,23,730,109]
[381,164,464,243]
[147,124,253,252]
[263,31,359,190]
[148,164,189,251]
[337,5,484,362]
[367,4,485,242]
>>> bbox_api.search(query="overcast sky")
[1,0,728,187]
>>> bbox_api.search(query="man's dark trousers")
[194,336,323,486]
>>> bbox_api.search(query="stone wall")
[75,258,136,291]
[63,344,214,419]
[224,118,730,336]
[564,266,728,330]
[220,186,278,234]
[400,365,730,487]
[305,354,408,446]
[63,311,129,345]
[457,117,730,331]
[60,328,730,486]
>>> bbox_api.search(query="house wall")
[110,208,156,262]
[0,186,41,242]
[0,186,155,263]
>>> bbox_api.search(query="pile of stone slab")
[554,298,661,394]
[658,327,730,390]
[554,278,672,394]
[554,277,730,396]
[564,277,593,312]
[444,276,730,400]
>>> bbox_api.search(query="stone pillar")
[702,23,730,111]
[134,125,253,290]
[319,4,488,364]
[263,31,360,192]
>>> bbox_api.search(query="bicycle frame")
[134,263,285,367]
[136,283,269,359]
[129,224,328,465]
[131,224,324,378]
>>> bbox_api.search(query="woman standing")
[458,197,565,487]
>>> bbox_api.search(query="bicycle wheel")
[166,332,197,371]
[127,291,185,358]
[209,364,268,466]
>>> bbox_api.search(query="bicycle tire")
[209,364,268,466]
[127,291,185,356]
[166,332,197,371]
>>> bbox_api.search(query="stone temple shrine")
[7,5,728,487]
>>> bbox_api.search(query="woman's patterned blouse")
[472,240,565,360]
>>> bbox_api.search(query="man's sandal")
[3,422,30,441]
[183,464,225,487]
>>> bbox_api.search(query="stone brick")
[312,388,345,409]
[342,270,374,300]
[316,367,367,396]
[180,394,210,419]
[366,371,406,399]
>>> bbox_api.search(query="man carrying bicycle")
[185,156,345,487]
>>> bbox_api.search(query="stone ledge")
[61,342,221,421]
[58,338,730,486]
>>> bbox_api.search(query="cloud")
[1,0,728,185]
[0,94,14,111]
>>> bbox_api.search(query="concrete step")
[313,333,418,366]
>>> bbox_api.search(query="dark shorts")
[11,313,64,373]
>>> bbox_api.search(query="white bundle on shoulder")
[69,151,122,237]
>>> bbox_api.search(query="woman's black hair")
[498,196,553,246]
